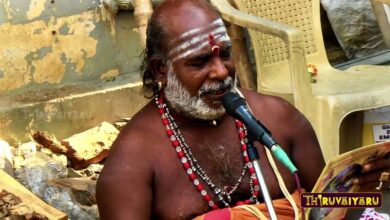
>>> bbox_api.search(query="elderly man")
[96,0,390,219]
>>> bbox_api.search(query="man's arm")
[287,103,325,191]
[243,90,325,191]
[96,125,154,220]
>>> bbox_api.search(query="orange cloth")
[193,189,302,220]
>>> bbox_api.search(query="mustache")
[199,77,234,97]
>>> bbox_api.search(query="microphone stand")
[247,134,278,220]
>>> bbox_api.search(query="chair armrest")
[375,0,390,3]
[370,0,390,47]
[210,0,314,115]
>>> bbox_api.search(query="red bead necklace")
[156,94,260,209]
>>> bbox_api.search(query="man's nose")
[208,58,229,80]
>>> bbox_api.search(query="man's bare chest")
[151,135,295,219]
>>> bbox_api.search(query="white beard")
[164,62,236,121]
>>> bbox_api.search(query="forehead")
[161,5,230,61]
[162,2,220,38]
[163,5,224,42]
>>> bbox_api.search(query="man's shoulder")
[239,89,308,131]
[96,102,156,210]
[110,101,161,153]
[240,89,295,113]
[123,101,158,132]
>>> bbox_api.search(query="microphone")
[222,91,298,174]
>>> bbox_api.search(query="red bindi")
[208,34,220,56]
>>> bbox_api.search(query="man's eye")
[188,59,207,67]
[220,50,231,60]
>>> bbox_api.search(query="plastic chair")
[210,0,390,161]
[370,0,390,48]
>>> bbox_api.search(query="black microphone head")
[222,91,247,116]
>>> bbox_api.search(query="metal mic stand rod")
[247,139,278,220]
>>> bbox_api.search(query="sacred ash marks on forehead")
[168,18,231,62]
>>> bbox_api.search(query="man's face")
[164,61,236,120]
[161,4,236,120]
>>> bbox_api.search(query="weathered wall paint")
[0,0,148,143]
[100,69,119,80]
[0,0,143,94]
[0,11,99,90]
[2,82,148,143]
[27,0,46,20]
[32,51,66,83]
[0,0,13,22]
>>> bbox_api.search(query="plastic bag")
[321,0,387,58]
[14,152,98,219]
[44,187,96,220]
[0,140,14,176]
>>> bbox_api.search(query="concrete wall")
[0,0,145,93]
[0,0,149,143]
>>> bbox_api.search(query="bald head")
[155,0,222,53]
[154,0,218,17]
[141,0,224,97]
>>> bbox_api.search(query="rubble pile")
[0,121,121,220]
[0,189,47,220]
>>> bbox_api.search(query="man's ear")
[150,58,169,84]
